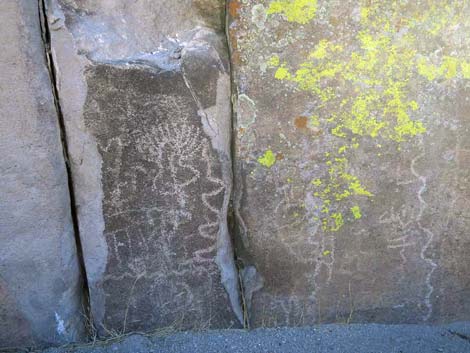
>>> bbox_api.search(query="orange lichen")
[229,0,241,18]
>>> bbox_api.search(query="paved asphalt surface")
[34,322,470,353]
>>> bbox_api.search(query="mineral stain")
[294,116,308,129]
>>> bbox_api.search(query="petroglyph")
[81,62,239,333]
[410,153,438,321]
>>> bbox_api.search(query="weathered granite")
[46,0,242,335]
[229,0,470,326]
[0,0,84,348]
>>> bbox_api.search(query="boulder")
[0,0,84,348]
[229,0,470,326]
[46,0,242,335]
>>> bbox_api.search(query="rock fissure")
[225,0,251,329]
[38,0,92,332]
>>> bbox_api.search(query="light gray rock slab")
[0,0,84,349]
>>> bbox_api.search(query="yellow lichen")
[309,115,320,127]
[462,61,470,79]
[274,65,291,80]
[258,150,276,168]
[330,212,344,232]
[267,0,318,25]
[311,179,322,186]
[309,39,330,59]
[349,180,373,197]
[351,205,362,219]
[268,55,280,67]
[417,56,461,81]
[417,58,440,81]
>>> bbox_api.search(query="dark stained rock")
[0,0,84,348]
[228,0,470,327]
[83,60,238,332]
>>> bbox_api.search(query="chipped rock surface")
[46,0,242,335]
[0,0,84,348]
[229,0,470,326]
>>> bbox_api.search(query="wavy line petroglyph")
[411,153,438,321]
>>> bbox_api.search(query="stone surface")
[0,0,84,349]
[229,0,470,326]
[47,0,242,335]
[53,0,225,61]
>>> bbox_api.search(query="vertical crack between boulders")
[38,0,92,337]
[225,0,250,329]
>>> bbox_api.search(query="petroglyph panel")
[82,63,238,332]
[229,0,470,326]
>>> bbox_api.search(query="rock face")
[47,0,242,334]
[229,0,470,326]
[0,0,84,348]
[3,0,470,347]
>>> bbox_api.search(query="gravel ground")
[36,322,470,353]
